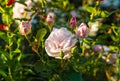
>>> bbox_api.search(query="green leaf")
[69,72,83,81]
[59,50,64,59]
[0,49,9,60]
[0,31,8,42]
[13,49,21,53]
[0,69,7,77]
[24,69,36,75]
[100,10,109,17]
[83,5,95,13]
[0,6,5,13]
[36,28,47,41]
[71,46,77,56]
[36,28,47,46]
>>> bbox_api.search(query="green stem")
[81,38,85,56]
[61,59,64,70]
[8,67,14,81]
[24,35,42,59]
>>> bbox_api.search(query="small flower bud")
[92,45,102,53]
[19,21,31,35]
[46,12,55,25]
[76,23,89,38]
[0,24,8,31]
[70,16,76,28]
[107,54,117,64]
[7,0,14,6]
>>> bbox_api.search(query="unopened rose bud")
[46,12,55,25]
[70,16,76,28]
[92,45,102,53]
[7,0,14,6]
[19,21,31,35]
[107,54,117,64]
[76,23,89,38]
[0,24,8,31]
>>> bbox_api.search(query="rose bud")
[7,0,14,6]
[92,44,102,53]
[19,21,31,35]
[70,16,76,28]
[107,54,117,64]
[46,12,55,25]
[0,24,8,31]
[45,27,77,59]
[76,23,89,38]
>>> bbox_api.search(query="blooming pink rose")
[70,16,76,28]
[76,23,89,38]
[19,21,31,35]
[46,12,55,25]
[13,1,32,22]
[45,27,77,59]
[92,45,102,53]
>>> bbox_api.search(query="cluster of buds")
[46,12,89,38]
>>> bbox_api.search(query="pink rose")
[19,21,31,35]
[92,45,102,53]
[76,23,89,38]
[70,16,76,28]
[46,12,55,25]
[45,27,77,59]
[13,1,32,19]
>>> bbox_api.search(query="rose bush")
[0,0,119,81]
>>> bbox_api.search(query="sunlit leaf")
[36,28,47,46]
[0,69,7,77]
